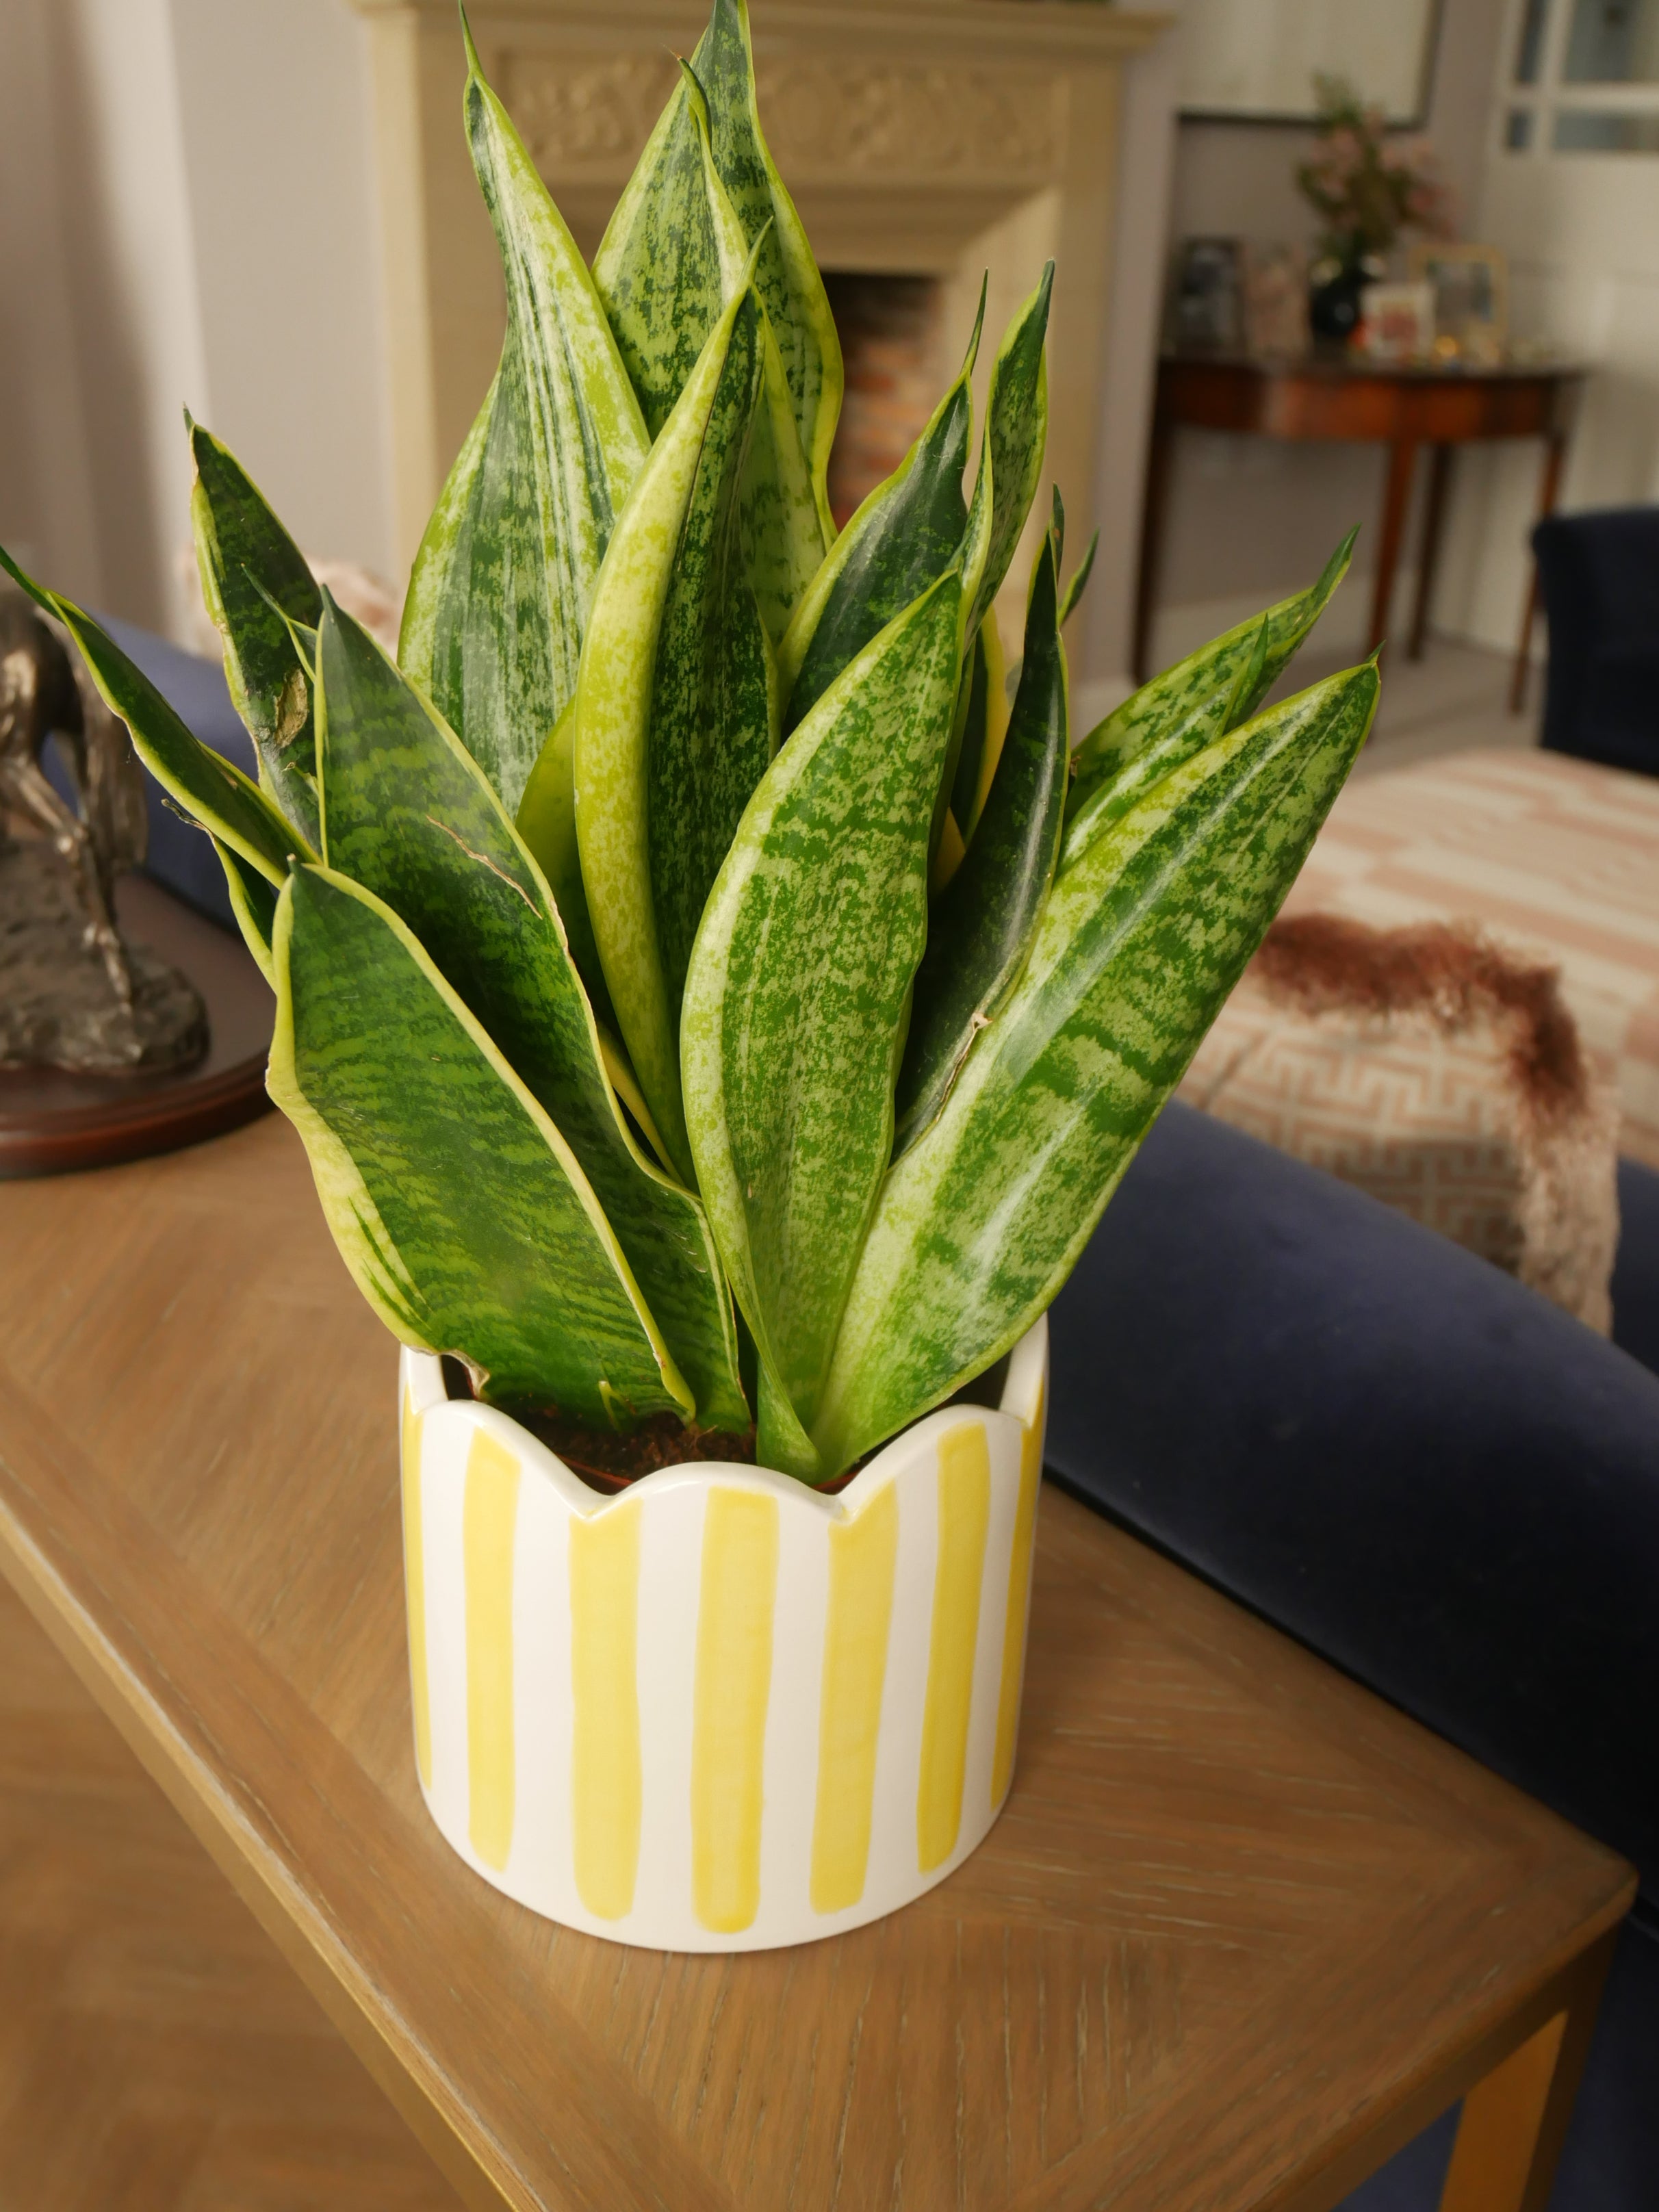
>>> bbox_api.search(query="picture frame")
[1355,280,1436,365]
[1242,242,1311,358]
[1408,242,1509,364]
[1168,237,1246,354]
[1178,0,1443,127]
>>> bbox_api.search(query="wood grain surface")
[0,1114,1634,2211]
[0,1572,458,2209]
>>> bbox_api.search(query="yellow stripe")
[463,1430,519,1871]
[401,1391,433,1790]
[810,1483,898,1914]
[692,1488,778,1933]
[992,1381,1044,1805]
[917,1422,991,1873]
[568,1502,643,1920]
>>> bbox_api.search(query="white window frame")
[1498,0,1659,157]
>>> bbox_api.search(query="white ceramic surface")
[398,1319,1048,1951]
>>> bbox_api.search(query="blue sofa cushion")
[1045,1101,1659,1907]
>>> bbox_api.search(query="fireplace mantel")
[348,0,1169,605]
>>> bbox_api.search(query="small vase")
[1309,259,1369,344]
[397,1317,1049,1951]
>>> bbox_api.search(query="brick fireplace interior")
[821,273,945,532]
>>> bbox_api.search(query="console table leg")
[1370,438,1419,659]
[1510,430,1568,715]
[1133,404,1176,685]
[1437,1929,1617,2212]
[1409,446,1452,661]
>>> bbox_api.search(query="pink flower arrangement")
[1296,77,1455,265]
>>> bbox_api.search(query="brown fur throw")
[1251,915,1588,1131]
[1181,910,1620,1331]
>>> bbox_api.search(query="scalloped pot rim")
[399,1315,1049,1951]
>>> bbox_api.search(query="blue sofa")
[112,619,1659,2209]
[1049,1105,1659,2211]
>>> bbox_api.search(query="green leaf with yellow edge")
[692,0,843,540]
[894,531,1068,1156]
[779,285,984,728]
[1068,526,1358,828]
[813,660,1380,1477]
[1060,613,1268,877]
[515,693,613,1027]
[271,864,692,1424]
[398,22,650,815]
[574,281,775,1185]
[947,603,1009,843]
[186,417,322,847]
[961,263,1052,643]
[681,569,965,1478]
[593,60,750,439]
[209,836,279,983]
[0,546,307,981]
[313,596,747,1432]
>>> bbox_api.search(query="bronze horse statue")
[0,592,146,1008]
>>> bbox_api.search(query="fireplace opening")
[822,272,946,533]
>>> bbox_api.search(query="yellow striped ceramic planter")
[398,1317,1047,1951]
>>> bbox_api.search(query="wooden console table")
[1134,353,1586,706]
[0,1116,1634,2211]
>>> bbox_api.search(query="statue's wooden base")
[0,874,272,1178]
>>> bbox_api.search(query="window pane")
[1515,0,1552,80]
[1553,105,1659,146]
[1563,0,1659,81]
[1505,107,1536,146]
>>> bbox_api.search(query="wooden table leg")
[1133,400,1176,685]
[1438,1927,1618,2212]
[1510,430,1569,715]
[1369,437,1419,659]
[1409,445,1453,661]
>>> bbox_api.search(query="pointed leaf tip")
[458,3,482,76]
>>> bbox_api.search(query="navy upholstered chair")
[1534,506,1659,779]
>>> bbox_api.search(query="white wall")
[169,0,396,591]
[1144,0,1513,671]
[1080,17,1185,717]
[0,0,394,647]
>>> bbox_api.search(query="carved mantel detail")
[502,52,1062,186]
[501,53,681,172]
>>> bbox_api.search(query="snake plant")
[0,0,1377,1482]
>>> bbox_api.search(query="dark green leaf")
[780,286,983,729]
[187,417,322,846]
[270,864,691,1424]
[962,263,1053,640]
[314,597,747,1430]
[894,535,1068,1155]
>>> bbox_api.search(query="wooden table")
[1133,353,1586,706]
[0,1116,1633,2211]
